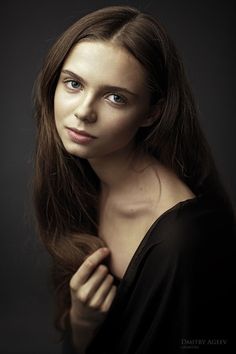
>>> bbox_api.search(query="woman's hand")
[69,247,117,328]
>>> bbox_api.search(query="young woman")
[33,5,236,354]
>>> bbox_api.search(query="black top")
[62,193,236,353]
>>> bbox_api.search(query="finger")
[100,285,117,313]
[70,247,110,290]
[78,265,109,303]
[89,273,114,308]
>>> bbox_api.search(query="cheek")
[54,89,64,123]
[54,87,76,121]
[106,109,145,138]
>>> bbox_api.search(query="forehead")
[62,40,147,91]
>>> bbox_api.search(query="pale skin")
[69,247,115,352]
[54,40,195,352]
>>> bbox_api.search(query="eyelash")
[63,79,127,105]
[64,79,81,90]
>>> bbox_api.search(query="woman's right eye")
[64,79,82,91]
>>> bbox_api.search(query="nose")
[74,111,97,123]
[74,100,97,123]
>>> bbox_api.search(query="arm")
[68,247,117,354]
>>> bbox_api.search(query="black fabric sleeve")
[86,208,236,353]
[121,212,236,353]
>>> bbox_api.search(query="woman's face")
[54,40,153,160]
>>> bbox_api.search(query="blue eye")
[108,94,126,105]
[64,80,82,90]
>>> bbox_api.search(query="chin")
[63,144,94,159]
[66,148,90,159]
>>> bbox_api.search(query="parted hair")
[32,5,234,340]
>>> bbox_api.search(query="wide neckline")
[113,193,204,285]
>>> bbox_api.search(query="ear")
[140,101,163,128]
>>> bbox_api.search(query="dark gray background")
[0,0,235,353]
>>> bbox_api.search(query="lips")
[66,127,97,145]
[68,127,96,138]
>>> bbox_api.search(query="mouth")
[66,127,97,144]
[67,127,96,138]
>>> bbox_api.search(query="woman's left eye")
[64,80,81,90]
[108,94,126,105]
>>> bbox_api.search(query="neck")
[88,145,153,192]
[88,146,162,223]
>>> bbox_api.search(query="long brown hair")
[32,5,235,340]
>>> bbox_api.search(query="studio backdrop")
[0,0,235,353]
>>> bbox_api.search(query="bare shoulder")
[153,160,196,209]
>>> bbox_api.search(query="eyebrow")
[61,69,139,97]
